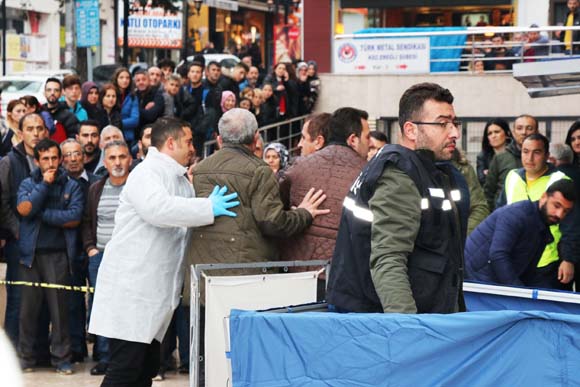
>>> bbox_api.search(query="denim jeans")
[88,250,109,362]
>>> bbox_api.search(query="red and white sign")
[333,37,430,74]
[117,2,183,49]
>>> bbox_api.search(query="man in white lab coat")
[88,116,239,386]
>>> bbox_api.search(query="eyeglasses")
[411,121,462,130]
[63,151,82,158]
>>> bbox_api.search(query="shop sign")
[117,1,183,49]
[274,24,301,63]
[204,0,239,12]
[333,37,430,74]
[76,0,100,47]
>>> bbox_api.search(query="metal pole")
[182,1,188,61]
[87,47,93,82]
[123,0,129,67]
[2,0,6,75]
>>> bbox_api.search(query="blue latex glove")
[208,185,240,217]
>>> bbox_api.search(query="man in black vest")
[327,83,465,314]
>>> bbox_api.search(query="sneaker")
[56,362,73,375]
[178,364,189,374]
[21,365,34,373]
[152,372,165,381]
[90,362,108,376]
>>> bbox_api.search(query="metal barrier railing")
[334,25,580,74]
[203,114,309,158]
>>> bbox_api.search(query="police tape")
[0,280,94,293]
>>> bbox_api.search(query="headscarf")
[307,60,318,74]
[220,90,236,113]
[81,81,98,105]
[263,142,289,171]
[296,61,308,78]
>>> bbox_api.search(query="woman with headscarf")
[296,61,312,116]
[80,81,101,122]
[263,142,289,179]
[305,60,321,112]
[220,90,237,113]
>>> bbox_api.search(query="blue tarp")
[229,309,580,386]
[355,27,467,72]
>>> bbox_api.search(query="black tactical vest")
[327,144,465,313]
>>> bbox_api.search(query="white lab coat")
[88,147,214,343]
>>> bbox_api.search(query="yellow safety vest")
[504,169,569,267]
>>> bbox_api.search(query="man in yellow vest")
[557,0,580,54]
[500,133,575,289]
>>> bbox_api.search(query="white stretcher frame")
[189,259,330,387]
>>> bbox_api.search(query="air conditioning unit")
[513,58,580,98]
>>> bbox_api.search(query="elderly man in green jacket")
[186,108,329,280]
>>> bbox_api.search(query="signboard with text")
[76,0,100,47]
[117,1,183,49]
[333,37,430,74]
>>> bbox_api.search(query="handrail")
[333,25,580,75]
[202,114,309,158]
[335,25,580,40]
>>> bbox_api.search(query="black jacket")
[41,102,80,138]
[137,85,165,127]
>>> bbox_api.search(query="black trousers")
[18,251,71,367]
[101,338,160,387]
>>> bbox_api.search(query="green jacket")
[483,141,521,210]
[369,165,423,313]
[184,144,313,304]
[452,158,489,235]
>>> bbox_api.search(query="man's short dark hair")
[547,179,577,202]
[523,133,549,154]
[188,61,204,72]
[34,138,61,160]
[150,117,191,149]
[207,61,220,69]
[19,112,45,132]
[79,119,100,131]
[370,130,388,143]
[235,62,250,72]
[133,69,148,78]
[327,107,369,144]
[398,83,454,131]
[62,74,81,89]
[139,125,153,141]
[306,113,331,142]
[45,77,62,89]
[157,58,176,72]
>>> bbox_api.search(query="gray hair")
[60,138,82,151]
[218,108,258,145]
[104,140,129,153]
[550,143,574,164]
[101,125,123,141]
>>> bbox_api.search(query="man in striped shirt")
[81,140,132,376]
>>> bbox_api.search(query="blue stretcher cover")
[355,27,467,72]
[229,309,580,386]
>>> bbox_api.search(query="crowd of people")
[467,0,580,73]
[0,75,579,387]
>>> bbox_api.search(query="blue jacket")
[17,167,84,269]
[120,93,140,143]
[465,200,552,286]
